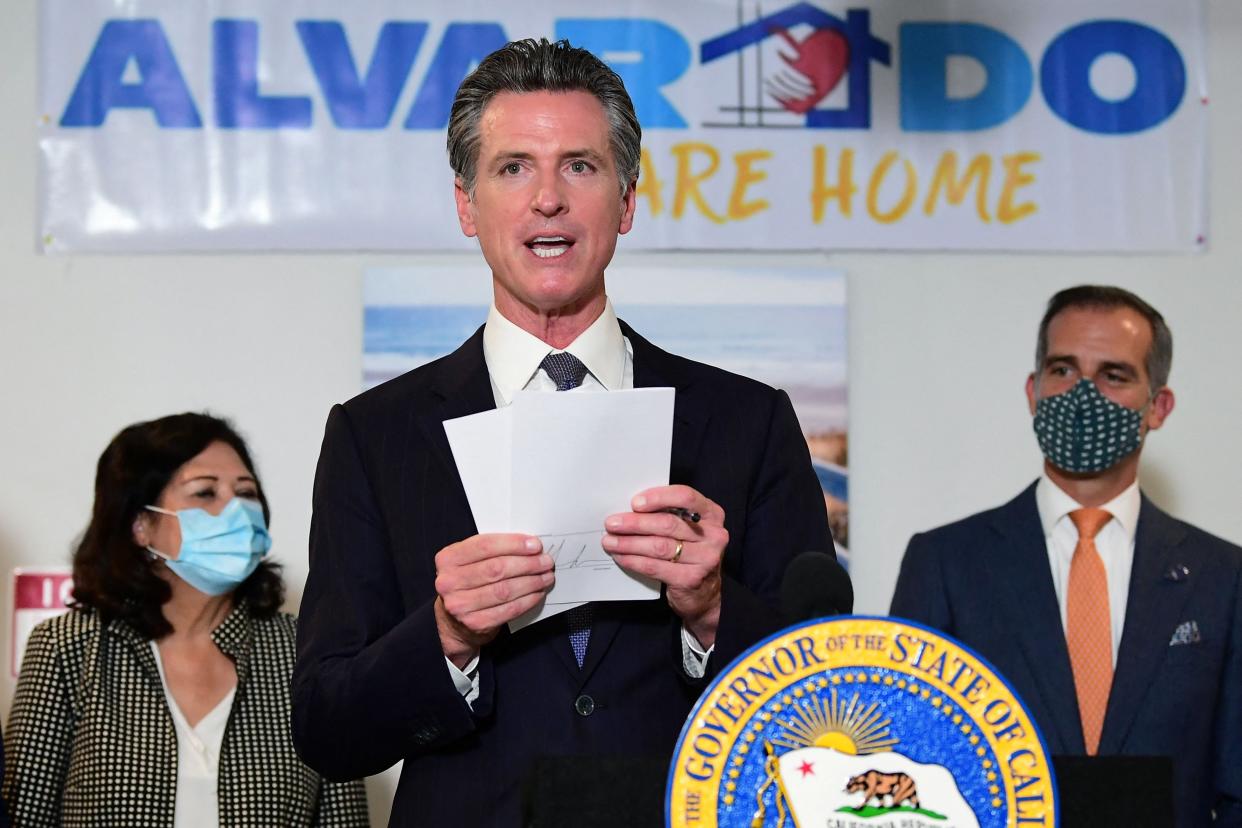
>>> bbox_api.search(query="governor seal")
[667,617,1057,827]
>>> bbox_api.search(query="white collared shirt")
[1035,474,1140,664]
[482,299,630,404]
[446,299,711,703]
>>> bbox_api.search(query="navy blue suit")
[890,483,1242,827]
[292,322,831,826]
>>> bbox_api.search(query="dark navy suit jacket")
[292,322,831,826]
[891,482,1242,828]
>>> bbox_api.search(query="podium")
[523,756,665,827]
[523,754,1175,827]
[1053,755,1174,828]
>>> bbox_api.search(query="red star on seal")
[798,760,815,778]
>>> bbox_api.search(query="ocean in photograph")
[363,305,487,389]
[618,303,846,433]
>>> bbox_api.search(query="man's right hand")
[433,534,555,668]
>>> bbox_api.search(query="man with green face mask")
[890,285,1242,828]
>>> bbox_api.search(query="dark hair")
[1035,285,1173,393]
[447,38,641,196]
[71,412,284,638]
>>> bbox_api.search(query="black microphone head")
[780,551,853,621]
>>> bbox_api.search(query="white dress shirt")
[150,642,237,828]
[482,299,629,404]
[1035,474,1141,664]
[445,300,711,703]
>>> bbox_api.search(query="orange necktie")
[1066,507,1114,755]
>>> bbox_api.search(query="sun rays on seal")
[770,688,899,755]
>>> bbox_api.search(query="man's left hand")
[603,484,727,648]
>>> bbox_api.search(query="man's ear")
[455,178,478,238]
[617,179,637,236]
[1024,373,1038,416]
[1145,386,1175,432]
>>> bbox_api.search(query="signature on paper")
[542,531,615,572]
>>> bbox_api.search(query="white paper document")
[442,406,511,534]
[444,387,674,631]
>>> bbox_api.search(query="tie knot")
[1070,507,1112,541]
[539,351,589,391]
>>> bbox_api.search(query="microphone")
[780,551,853,621]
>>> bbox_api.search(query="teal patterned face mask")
[1033,378,1146,473]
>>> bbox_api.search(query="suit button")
[574,694,595,717]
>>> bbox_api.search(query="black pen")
[664,507,701,523]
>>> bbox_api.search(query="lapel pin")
[1163,564,1190,582]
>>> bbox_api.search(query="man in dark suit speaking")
[291,39,831,826]
[891,286,1242,827]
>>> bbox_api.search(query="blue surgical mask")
[145,497,271,596]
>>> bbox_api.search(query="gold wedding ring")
[671,540,684,563]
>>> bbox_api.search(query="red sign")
[11,568,74,677]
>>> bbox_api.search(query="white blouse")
[150,642,237,828]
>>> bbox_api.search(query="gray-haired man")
[293,39,832,825]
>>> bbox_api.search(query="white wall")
[2,2,1239,824]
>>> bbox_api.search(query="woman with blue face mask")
[2,413,369,827]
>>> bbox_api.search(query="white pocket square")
[1169,620,1201,646]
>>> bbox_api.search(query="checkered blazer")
[3,603,369,827]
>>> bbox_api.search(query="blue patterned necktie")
[538,352,593,667]
[539,351,589,392]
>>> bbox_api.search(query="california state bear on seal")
[845,769,920,810]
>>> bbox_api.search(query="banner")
[40,0,1207,252]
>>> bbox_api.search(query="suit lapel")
[104,618,165,695]
[986,484,1085,753]
[623,321,710,486]
[1099,498,1192,753]
[413,326,497,533]
[577,604,624,684]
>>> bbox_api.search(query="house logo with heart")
[700,3,892,129]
